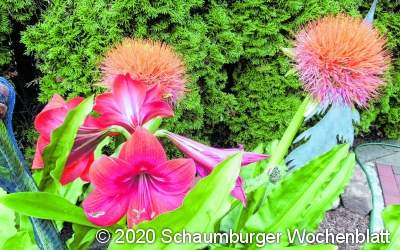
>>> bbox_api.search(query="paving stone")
[376,164,400,205]
[393,165,400,175]
[375,152,400,168]
[396,175,400,189]
[356,145,393,163]
[356,143,400,164]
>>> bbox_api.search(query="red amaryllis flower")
[94,74,174,133]
[162,131,268,205]
[100,38,186,103]
[33,94,83,169]
[33,95,107,184]
[60,117,109,184]
[83,127,195,227]
[295,14,390,107]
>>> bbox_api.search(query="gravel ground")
[318,207,369,250]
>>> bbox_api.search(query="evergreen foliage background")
[1,0,399,151]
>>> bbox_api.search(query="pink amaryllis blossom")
[60,118,109,184]
[33,94,83,169]
[94,74,174,133]
[83,127,195,227]
[33,95,107,184]
[162,131,268,205]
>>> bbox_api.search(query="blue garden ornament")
[0,77,65,249]
[365,0,379,24]
[286,104,360,170]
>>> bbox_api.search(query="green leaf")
[362,243,388,250]
[383,205,400,250]
[213,244,337,250]
[250,245,337,250]
[0,192,96,228]
[94,136,112,159]
[1,231,37,250]
[56,178,86,230]
[60,178,86,205]
[362,205,400,250]
[245,144,355,244]
[220,143,267,234]
[109,153,243,250]
[17,215,36,246]
[240,143,265,181]
[143,117,162,133]
[1,231,38,250]
[67,224,97,250]
[39,96,94,193]
[32,171,43,186]
[0,188,17,249]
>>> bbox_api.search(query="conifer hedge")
[1,0,399,148]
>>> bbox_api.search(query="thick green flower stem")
[93,126,131,159]
[265,96,311,173]
[154,129,167,137]
[245,96,311,193]
[144,117,162,134]
[233,96,311,233]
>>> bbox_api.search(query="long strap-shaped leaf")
[382,205,400,250]
[245,144,355,245]
[0,122,65,249]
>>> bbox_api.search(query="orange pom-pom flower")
[295,14,390,107]
[101,38,186,103]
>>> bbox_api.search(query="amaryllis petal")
[40,94,65,113]
[93,74,173,133]
[113,74,147,126]
[65,96,85,109]
[119,127,167,167]
[80,162,91,182]
[32,136,48,170]
[34,106,67,140]
[166,133,220,170]
[127,185,188,228]
[196,163,246,204]
[241,151,271,166]
[92,93,127,128]
[144,84,164,103]
[141,101,174,124]
[89,156,136,195]
[149,159,195,195]
[231,177,246,205]
[60,153,93,185]
[164,131,268,205]
[127,159,195,227]
[165,131,268,168]
[34,96,84,138]
[66,127,109,165]
[83,190,129,226]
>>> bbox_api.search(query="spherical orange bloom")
[101,38,186,103]
[295,14,390,107]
